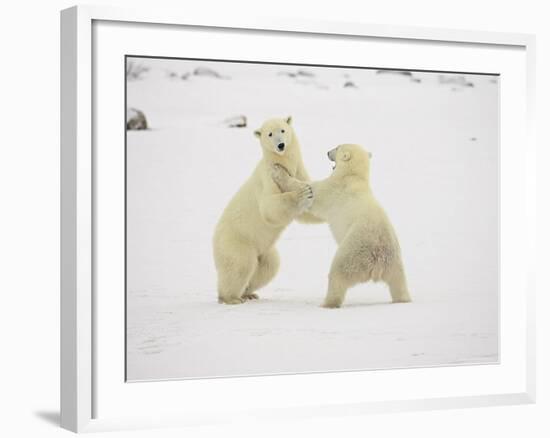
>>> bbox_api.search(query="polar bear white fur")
[272,143,411,308]
[213,116,319,305]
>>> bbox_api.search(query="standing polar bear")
[213,116,320,304]
[272,143,411,308]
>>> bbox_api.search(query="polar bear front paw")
[271,163,293,191]
[271,163,307,193]
[243,292,259,300]
[218,296,246,305]
[321,300,342,309]
[297,185,314,212]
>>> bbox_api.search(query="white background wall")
[0,1,547,437]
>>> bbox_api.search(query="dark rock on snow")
[126,61,150,81]
[126,108,148,130]
[438,75,474,87]
[278,72,297,78]
[376,70,413,76]
[296,69,315,77]
[278,69,315,78]
[193,67,228,79]
[224,115,247,128]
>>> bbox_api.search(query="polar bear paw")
[271,164,305,193]
[297,185,314,212]
[218,296,246,305]
[243,292,259,300]
[270,163,291,191]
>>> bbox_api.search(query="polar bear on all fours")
[272,143,412,308]
[213,116,322,305]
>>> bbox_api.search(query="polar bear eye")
[281,129,285,133]
[268,132,273,137]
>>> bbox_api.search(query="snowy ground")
[125,58,499,381]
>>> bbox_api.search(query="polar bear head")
[254,116,294,156]
[328,144,372,180]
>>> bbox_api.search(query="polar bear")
[213,116,320,304]
[272,143,411,308]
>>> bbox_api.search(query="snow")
[125,58,499,381]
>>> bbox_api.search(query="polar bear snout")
[255,117,294,156]
[327,147,338,161]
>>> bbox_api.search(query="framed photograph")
[61,5,536,433]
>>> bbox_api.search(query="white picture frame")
[60,4,536,433]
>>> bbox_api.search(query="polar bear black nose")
[277,143,285,151]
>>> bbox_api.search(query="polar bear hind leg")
[323,271,354,308]
[216,245,258,305]
[322,244,364,308]
[383,261,411,303]
[243,247,280,300]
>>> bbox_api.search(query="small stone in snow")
[224,115,247,128]
[127,108,148,130]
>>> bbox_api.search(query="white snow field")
[125,58,499,381]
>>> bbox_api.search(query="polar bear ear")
[285,116,292,125]
[341,151,351,161]
[254,129,262,138]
